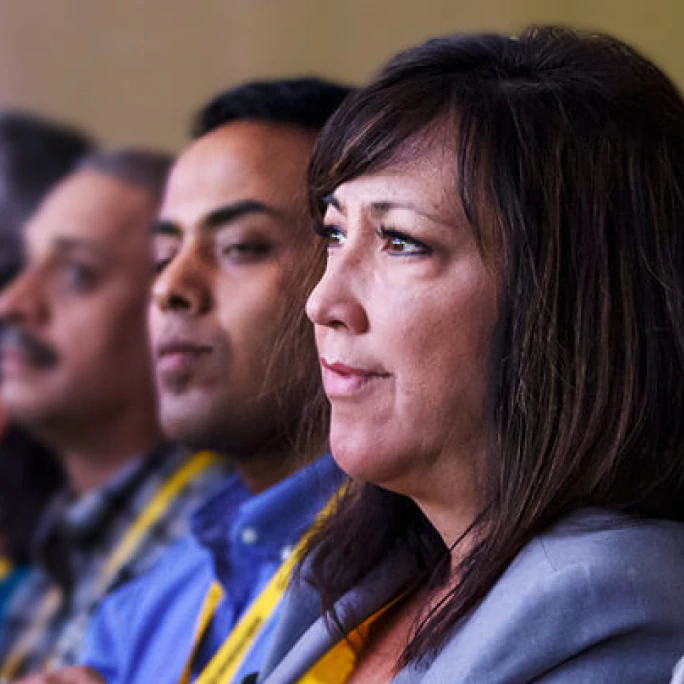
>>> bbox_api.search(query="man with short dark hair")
[0,148,229,677]
[28,78,351,684]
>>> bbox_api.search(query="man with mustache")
[0,111,91,619]
[0,149,230,678]
[18,78,351,684]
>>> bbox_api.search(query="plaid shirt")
[0,444,230,677]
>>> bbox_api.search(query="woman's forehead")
[328,142,459,215]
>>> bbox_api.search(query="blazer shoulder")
[531,509,684,580]
[407,510,684,683]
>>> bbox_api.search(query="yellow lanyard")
[297,595,403,684]
[0,450,221,680]
[180,488,345,684]
[0,557,12,582]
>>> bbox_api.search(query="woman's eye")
[381,229,430,256]
[316,224,346,248]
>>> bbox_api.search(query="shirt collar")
[192,453,344,563]
[62,454,154,535]
[33,443,175,589]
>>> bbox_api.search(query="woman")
[256,27,684,683]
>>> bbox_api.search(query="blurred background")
[0,0,681,150]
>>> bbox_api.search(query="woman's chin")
[329,431,407,488]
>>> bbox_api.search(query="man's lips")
[320,357,389,398]
[155,341,213,376]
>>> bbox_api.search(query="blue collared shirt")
[81,454,343,684]
[0,565,27,619]
[0,445,229,675]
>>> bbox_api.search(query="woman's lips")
[320,357,389,398]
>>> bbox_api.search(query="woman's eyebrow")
[369,200,450,227]
[322,194,344,213]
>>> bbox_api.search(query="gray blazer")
[257,509,684,683]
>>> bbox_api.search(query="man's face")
[0,170,159,430]
[150,121,317,452]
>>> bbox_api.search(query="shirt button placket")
[240,527,259,545]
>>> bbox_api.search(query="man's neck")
[61,443,157,496]
[38,409,164,497]
[230,438,327,495]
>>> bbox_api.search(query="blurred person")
[0,149,229,678]
[0,111,93,290]
[248,28,684,683]
[0,427,64,614]
[674,657,684,684]
[0,111,91,617]
[29,78,352,684]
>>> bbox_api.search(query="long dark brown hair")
[300,26,684,666]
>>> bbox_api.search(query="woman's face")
[306,142,498,500]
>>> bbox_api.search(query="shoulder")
[91,535,214,623]
[505,508,684,608]
[81,536,217,678]
[534,508,684,569]
[412,509,684,683]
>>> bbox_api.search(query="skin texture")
[150,121,319,492]
[307,142,498,547]
[0,170,162,493]
[13,665,105,684]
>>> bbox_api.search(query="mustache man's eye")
[63,263,99,292]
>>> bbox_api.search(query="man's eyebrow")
[53,236,105,258]
[153,220,181,237]
[204,200,280,229]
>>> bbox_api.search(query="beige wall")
[0,0,680,150]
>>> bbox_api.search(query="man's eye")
[154,258,172,274]
[381,229,430,256]
[315,224,345,248]
[221,242,272,261]
[63,263,98,291]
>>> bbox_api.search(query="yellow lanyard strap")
[298,594,404,684]
[179,582,225,684]
[102,450,220,583]
[181,487,346,684]
[0,450,221,680]
[0,558,12,583]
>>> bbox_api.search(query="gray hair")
[0,111,93,285]
[78,148,174,202]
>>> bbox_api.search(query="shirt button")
[241,527,259,545]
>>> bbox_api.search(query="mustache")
[0,325,59,369]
